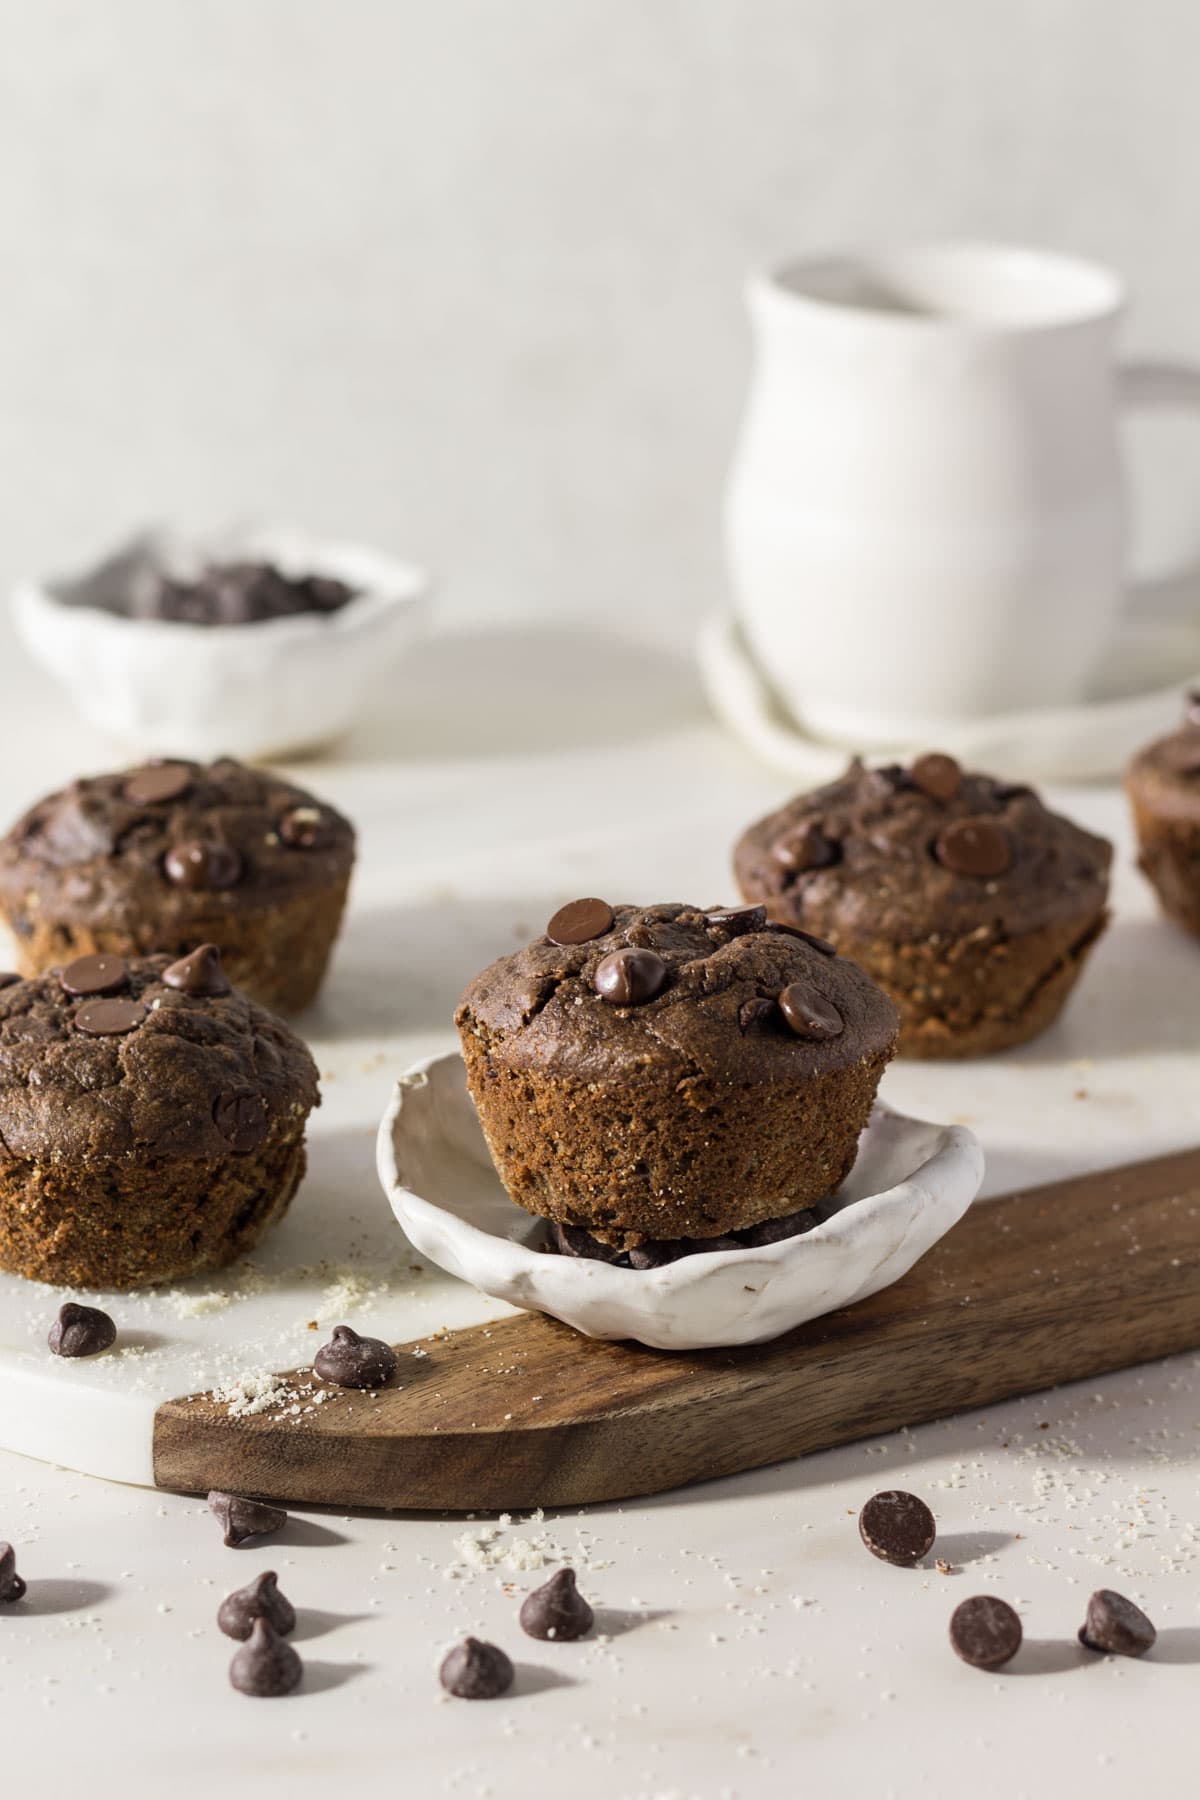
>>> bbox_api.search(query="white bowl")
[376,1051,985,1351]
[12,524,430,760]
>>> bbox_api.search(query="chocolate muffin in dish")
[734,756,1111,1059]
[1125,698,1200,939]
[0,947,318,1288]
[0,757,354,1014]
[455,899,899,1265]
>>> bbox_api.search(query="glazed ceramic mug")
[724,242,1200,745]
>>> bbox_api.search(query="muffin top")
[734,757,1112,945]
[0,757,354,930]
[0,949,319,1163]
[1125,703,1200,822]
[456,900,899,1086]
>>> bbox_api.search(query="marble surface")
[2,632,1200,1799]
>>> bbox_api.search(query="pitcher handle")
[1118,360,1200,620]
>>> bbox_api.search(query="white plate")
[376,1051,985,1351]
[699,608,1200,783]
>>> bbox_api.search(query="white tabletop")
[3,628,1199,1800]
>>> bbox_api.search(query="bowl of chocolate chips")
[12,523,429,758]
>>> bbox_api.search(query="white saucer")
[376,1051,985,1352]
[698,609,1200,782]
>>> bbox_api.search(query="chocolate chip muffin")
[0,947,319,1287]
[1125,699,1200,939]
[0,758,354,1014]
[455,900,899,1252]
[734,756,1111,1059]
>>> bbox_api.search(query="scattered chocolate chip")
[1078,1588,1156,1658]
[163,840,243,891]
[163,943,231,997]
[779,981,843,1040]
[858,1490,936,1567]
[278,806,330,850]
[213,1092,269,1153]
[148,561,355,628]
[218,1571,297,1641]
[439,1637,514,1700]
[705,904,767,936]
[47,1302,117,1358]
[764,921,837,956]
[0,1543,26,1603]
[546,898,615,946]
[519,1568,594,1641]
[0,973,18,990]
[313,1324,398,1390]
[544,1220,628,1265]
[123,763,193,807]
[910,752,962,802]
[738,996,777,1032]
[74,997,146,1037]
[229,1617,303,1697]
[59,953,128,997]
[935,818,1013,878]
[738,1208,818,1247]
[208,1491,288,1548]
[593,947,667,1006]
[772,824,841,874]
[628,1234,741,1268]
[949,1595,1022,1669]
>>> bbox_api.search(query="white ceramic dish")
[12,524,430,760]
[376,1050,985,1351]
[699,608,1200,783]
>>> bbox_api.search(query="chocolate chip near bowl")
[0,756,355,1015]
[454,900,899,1257]
[733,755,1113,1059]
[0,951,318,1289]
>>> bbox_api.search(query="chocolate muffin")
[734,757,1111,1059]
[0,948,318,1287]
[455,900,899,1251]
[1125,700,1200,939]
[0,758,354,1014]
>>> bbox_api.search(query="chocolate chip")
[74,997,146,1037]
[47,1302,116,1358]
[1078,1589,1156,1658]
[949,1595,1022,1669]
[546,898,615,946]
[772,824,841,874]
[544,1221,628,1264]
[519,1568,594,1642]
[218,1571,297,1642]
[163,943,232,997]
[738,996,777,1032]
[278,806,330,850]
[208,1491,288,1548]
[123,763,193,807]
[0,1543,26,1603]
[229,1618,303,1697]
[593,948,667,1006]
[935,818,1013,878]
[313,1324,398,1390]
[59,953,128,997]
[779,981,843,1040]
[764,921,837,956]
[706,904,767,936]
[439,1637,514,1700]
[739,1208,818,1247]
[910,752,962,802]
[213,1092,269,1153]
[163,840,243,891]
[858,1490,936,1566]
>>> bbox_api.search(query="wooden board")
[152,1146,1200,1510]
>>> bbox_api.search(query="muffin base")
[806,908,1109,1060]
[461,1028,893,1248]
[0,875,349,1015]
[1128,800,1200,938]
[0,1121,308,1288]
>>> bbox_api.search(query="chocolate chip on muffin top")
[734,757,1111,946]
[0,953,318,1163]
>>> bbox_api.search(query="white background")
[2,0,1200,644]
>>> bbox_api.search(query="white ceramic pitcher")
[724,242,1200,745]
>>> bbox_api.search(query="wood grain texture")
[153,1147,1200,1510]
